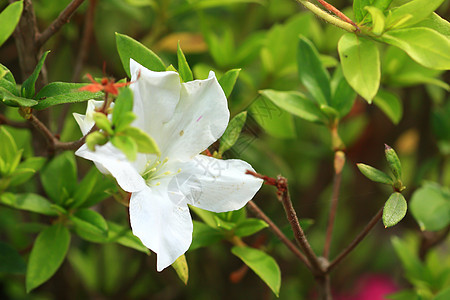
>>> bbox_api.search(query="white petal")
[129,59,181,144]
[75,143,146,192]
[129,183,193,271]
[174,155,263,212]
[73,100,104,135]
[160,73,230,160]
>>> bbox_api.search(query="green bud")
[384,144,402,180]
[357,163,393,185]
[86,131,108,151]
[93,112,114,135]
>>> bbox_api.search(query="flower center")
[141,157,180,186]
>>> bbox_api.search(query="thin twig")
[0,114,30,129]
[315,0,359,29]
[323,151,345,259]
[27,112,91,151]
[328,207,383,271]
[247,200,312,270]
[36,0,86,48]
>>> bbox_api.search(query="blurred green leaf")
[0,1,23,47]
[26,225,71,292]
[434,287,450,300]
[232,246,281,297]
[106,221,149,254]
[21,51,50,98]
[297,36,330,105]
[383,192,407,228]
[234,218,268,237]
[414,13,450,38]
[116,33,165,77]
[353,0,373,23]
[190,221,224,250]
[0,241,26,274]
[219,111,247,155]
[357,163,393,185]
[177,42,193,82]
[250,96,296,139]
[40,151,78,205]
[381,28,450,70]
[330,67,356,118]
[9,156,46,186]
[385,0,445,29]
[338,34,380,103]
[93,112,114,135]
[0,126,18,175]
[391,236,430,282]
[171,254,188,285]
[0,193,58,216]
[260,89,327,124]
[190,205,219,228]
[410,183,450,231]
[219,69,240,98]
[373,89,403,124]
[365,6,386,35]
[112,87,133,126]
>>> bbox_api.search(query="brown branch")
[315,0,359,29]
[36,0,86,48]
[27,112,91,151]
[247,200,312,270]
[328,207,383,271]
[323,151,345,259]
[0,114,30,129]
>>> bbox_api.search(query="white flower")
[74,59,263,271]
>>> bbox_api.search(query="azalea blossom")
[74,59,263,271]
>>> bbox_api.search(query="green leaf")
[71,167,102,208]
[21,51,50,98]
[0,1,23,47]
[115,33,165,77]
[0,74,18,95]
[259,89,327,124]
[0,126,18,175]
[365,6,386,35]
[410,183,450,231]
[357,163,394,185]
[384,144,402,180]
[338,34,380,103]
[249,96,296,139]
[190,221,224,250]
[86,131,108,151]
[0,87,38,107]
[391,236,428,281]
[177,42,193,82]
[0,64,16,84]
[231,246,281,297]
[112,87,133,126]
[353,0,373,23]
[189,206,220,228]
[26,225,71,292]
[93,112,114,135]
[40,151,78,205]
[434,287,450,300]
[0,241,26,274]
[111,135,137,161]
[9,156,46,186]
[219,111,247,155]
[71,209,109,240]
[0,193,58,216]
[373,89,403,124]
[383,192,407,228]
[121,126,160,155]
[218,68,241,98]
[234,218,268,237]
[414,13,450,38]
[171,254,188,285]
[297,36,330,105]
[386,0,445,29]
[381,27,450,70]
[330,67,356,118]
[106,221,149,254]
[33,82,104,110]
